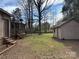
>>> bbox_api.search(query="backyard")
[0,33,79,59]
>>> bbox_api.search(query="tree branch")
[41,0,55,13]
[41,0,48,12]
[33,0,38,7]
[34,14,39,17]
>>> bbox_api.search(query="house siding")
[1,12,10,38]
[58,28,62,39]
[0,15,4,38]
[0,14,4,45]
[0,11,10,46]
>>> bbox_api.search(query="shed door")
[4,20,9,37]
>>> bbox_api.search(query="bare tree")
[28,0,33,33]
[19,0,33,33]
[19,0,55,34]
[33,0,55,34]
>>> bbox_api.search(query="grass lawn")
[22,33,77,59]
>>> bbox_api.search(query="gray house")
[10,21,26,38]
[54,17,79,40]
[0,8,11,38]
[0,8,11,45]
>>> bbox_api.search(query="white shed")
[54,17,79,40]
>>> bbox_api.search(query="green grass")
[23,33,67,59]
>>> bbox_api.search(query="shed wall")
[60,20,79,39]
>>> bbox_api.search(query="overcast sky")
[0,0,64,23]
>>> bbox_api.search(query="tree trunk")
[38,5,42,35]
[28,0,33,34]
[28,0,31,33]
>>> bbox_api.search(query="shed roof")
[0,8,11,17]
[54,16,79,29]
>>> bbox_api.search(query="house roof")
[54,16,79,29]
[0,8,11,17]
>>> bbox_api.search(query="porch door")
[4,20,9,37]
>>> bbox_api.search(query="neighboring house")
[10,21,25,37]
[0,8,11,38]
[54,17,79,40]
[10,20,19,37]
[19,23,25,34]
[0,8,11,45]
[0,8,25,45]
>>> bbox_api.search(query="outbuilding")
[0,8,11,45]
[54,17,79,40]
